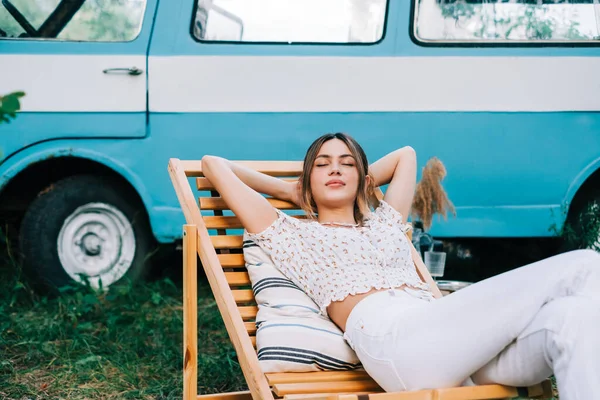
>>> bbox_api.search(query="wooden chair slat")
[266,371,371,385]
[282,395,373,400]
[432,384,519,400]
[245,321,257,335]
[201,197,298,210]
[205,215,307,230]
[204,216,244,229]
[429,382,551,400]
[233,289,255,304]
[334,390,436,400]
[239,306,258,320]
[273,381,382,396]
[218,254,246,268]
[210,235,244,249]
[225,271,251,286]
[198,177,299,191]
[196,177,215,190]
[180,160,204,177]
[183,160,303,178]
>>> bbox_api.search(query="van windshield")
[0,0,146,42]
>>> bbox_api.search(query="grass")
[0,248,246,399]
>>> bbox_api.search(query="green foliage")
[437,1,592,41]
[0,250,247,399]
[561,201,600,252]
[440,3,477,20]
[0,91,25,124]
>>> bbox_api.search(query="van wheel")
[562,191,600,252]
[19,175,155,290]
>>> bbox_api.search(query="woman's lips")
[326,180,345,187]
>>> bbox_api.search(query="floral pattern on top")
[246,200,435,315]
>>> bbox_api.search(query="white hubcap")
[57,202,136,288]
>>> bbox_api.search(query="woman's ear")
[365,174,372,187]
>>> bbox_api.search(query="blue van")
[1,0,599,289]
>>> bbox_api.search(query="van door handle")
[102,67,143,76]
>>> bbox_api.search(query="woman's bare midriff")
[327,284,410,332]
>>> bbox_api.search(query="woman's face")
[310,138,361,209]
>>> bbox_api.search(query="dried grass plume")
[412,157,456,230]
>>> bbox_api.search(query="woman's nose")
[329,164,341,174]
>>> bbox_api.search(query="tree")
[417,0,598,41]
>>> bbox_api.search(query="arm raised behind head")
[201,155,294,234]
[368,146,417,220]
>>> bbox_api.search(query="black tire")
[562,190,600,252]
[19,174,155,291]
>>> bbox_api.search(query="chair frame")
[168,158,553,400]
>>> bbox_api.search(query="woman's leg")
[351,249,600,394]
[471,295,600,400]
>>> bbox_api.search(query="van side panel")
[144,0,599,239]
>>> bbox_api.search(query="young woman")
[202,132,599,399]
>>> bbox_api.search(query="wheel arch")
[0,146,157,242]
[564,157,600,219]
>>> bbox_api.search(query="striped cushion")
[243,233,361,373]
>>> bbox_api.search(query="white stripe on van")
[0,55,146,112]
[149,56,600,113]
[2,55,599,113]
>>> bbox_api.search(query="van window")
[0,0,146,42]
[414,0,600,43]
[192,0,388,43]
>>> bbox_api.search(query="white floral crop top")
[246,200,434,314]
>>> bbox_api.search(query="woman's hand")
[201,155,279,234]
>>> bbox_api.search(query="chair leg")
[183,225,198,400]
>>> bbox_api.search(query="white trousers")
[342,249,600,400]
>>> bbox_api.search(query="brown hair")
[299,133,378,225]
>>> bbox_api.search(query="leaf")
[0,91,25,114]
[82,293,98,306]
[151,292,162,305]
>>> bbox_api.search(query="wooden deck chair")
[168,159,554,400]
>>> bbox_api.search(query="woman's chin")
[316,195,355,209]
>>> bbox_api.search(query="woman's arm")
[202,156,294,234]
[368,146,417,219]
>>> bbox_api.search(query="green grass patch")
[0,252,246,399]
